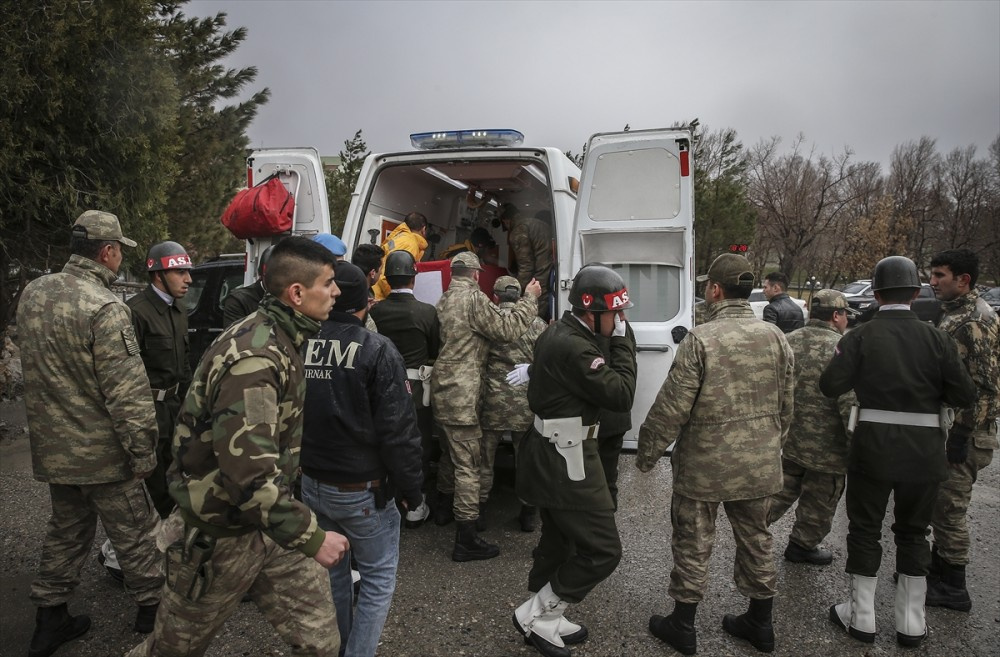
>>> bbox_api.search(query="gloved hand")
[613,313,627,337]
[946,426,971,464]
[506,363,530,386]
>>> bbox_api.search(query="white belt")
[532,416,599,441]
[857,409,939,428]
[405,368,421,379]
[406,366,433,407]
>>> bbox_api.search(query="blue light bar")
[410,129,524,150]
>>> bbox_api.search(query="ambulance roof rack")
[410,129,524,150]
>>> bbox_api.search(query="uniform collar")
[706,298,754,320]
[940,290,978,313]
[260,296,322,347]
[63,254,118,289]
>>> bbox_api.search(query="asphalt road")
[1,397,998,657]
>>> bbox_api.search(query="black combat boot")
[134,603,159,633]
[475,501,488,532]
[28,604,91,657]
[519,504,537,532]
[784,540,833,566]
[433,493,454,526]
[649,601,697,655]
[925,561,972,612]
[452,520,500,562]
[723,597,775,653]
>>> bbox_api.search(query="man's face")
[762,280,780,300]
[297,264,340,321]
[102,242,123,274]
[704,281,723,305]
[930,265,967,302]
[157,269,192,299]
[832,309,849,334]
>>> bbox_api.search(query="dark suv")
[186,255,246,371]
[853,283,942,325]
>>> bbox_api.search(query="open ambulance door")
[570,128,696,449]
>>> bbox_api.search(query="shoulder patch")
[121,326,140,356]
[244,387,278,425]
[590,356,606,370]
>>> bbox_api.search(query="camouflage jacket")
[168,296,326,557]
[18,255,157,484]
[431,276,537,425]
[783,321,855,473]
[937,290,999,448]
[508,216,552,293]
[636,299,794,502]
[480,303,547,431]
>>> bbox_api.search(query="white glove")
[613,314,627,337]
[506,363,530,386]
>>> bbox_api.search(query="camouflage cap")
[451,251,483,271]
[811,288,848,310]
[696,253,755,286]
[72,210,137,247]
[494,275,521,294]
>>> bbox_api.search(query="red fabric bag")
[220,174,294,239]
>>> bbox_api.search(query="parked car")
[853,283,941,325]
[747,288,809,321]
[186,255,246,371]
[981,286,1000,313]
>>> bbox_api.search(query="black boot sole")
[452,546,500,562]
[722,614,774,653]
[29,617,92,657]
[897,631,927,648]
[828,605,875,643]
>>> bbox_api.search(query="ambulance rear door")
[570,128,696,449]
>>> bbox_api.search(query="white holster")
[533,416,599,482]
[406,365,434,407]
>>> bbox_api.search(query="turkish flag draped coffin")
[413,261,509,306]
[220,174,294,239]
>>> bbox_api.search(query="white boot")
[829,574,877,643]
[513,583,571,657]
[895,574,927,648]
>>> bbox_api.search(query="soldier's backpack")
[220,173,294,239]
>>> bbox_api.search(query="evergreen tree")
[325,129,370,235]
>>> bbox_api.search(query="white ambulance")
[242,128,695,448]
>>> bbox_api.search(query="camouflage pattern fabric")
[782,321,853,473]
[168,296,325,557]
[479,302,547,431]
[431,276,537,425]
[507,216,552,316]
[125,528,338,657]
[669,493,776,603]
[767,458,845,550]
[18,254,158,483]
[931,290,1000,564]
[440,424,482,521]
[479,430,503,503]
[636,298,794,502]
[30,480,163,607]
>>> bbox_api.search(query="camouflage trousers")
[669,493,777,604]
[930,440,994,565]
[438,424,483,521]
[767,458,845,550]
[30,479,163,607]
[126,523,338,657]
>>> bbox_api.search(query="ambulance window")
[610,263,681,323]
[588,148,681,221]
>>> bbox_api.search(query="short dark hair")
[764,272,789,289]
[386,275,413,289]
[811,307,837,321]
[265,236,337,294]
[70,235,115,261]
[404,212,427,231]
[496,288,520,303]
[452,267,476,280]
[930,249,979,287]
[351,243,384,276]
[878,287,918,304]
[720,282,753,300]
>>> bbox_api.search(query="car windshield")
[982,287,1000,302]
[748,290,766,302]
[842,282,870,294]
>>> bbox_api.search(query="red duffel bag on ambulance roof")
[220,173,294,239]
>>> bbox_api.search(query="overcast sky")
[187,0,999,169]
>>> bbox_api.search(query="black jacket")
[369,291,440,368]
[300,311,424,506]
[820,309,975,483]
[763,293,805,333]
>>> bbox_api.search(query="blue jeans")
[301,476,400,657]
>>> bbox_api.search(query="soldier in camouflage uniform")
[19,211,163,657]
[431,252,540,561]
[767,289,855,566]
[927,249,1000,612]
[500,203,553,320]
[127,236,350,657]
[637,253,794,655]
[479,276,548,531]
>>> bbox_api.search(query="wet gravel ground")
[1,397,998,657]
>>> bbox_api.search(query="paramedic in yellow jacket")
[374,212,429,300]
